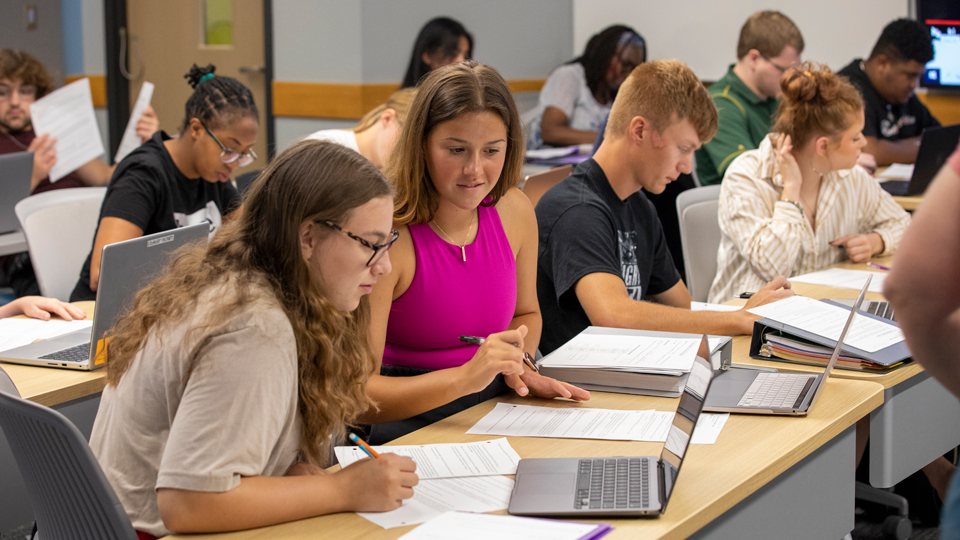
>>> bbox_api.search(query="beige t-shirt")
[90,281,300,537]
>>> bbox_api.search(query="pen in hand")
[348,433,380,459]
[459,335,540,373]
[867,262,891,271]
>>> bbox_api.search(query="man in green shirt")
[695,11,804,186]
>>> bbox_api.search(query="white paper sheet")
[334,438,520,479]
[747,296,903,353]
[397,511,611,540]
[29,78,104,181]
[0,319,92,353]
[691,413,729,444]
[540,334,701,373]
[876,163,914,180]
[789,268,886,293]
[467,403,674,442]
[691,301,740,312]
[358,476,514,529]
[114,82,154,163]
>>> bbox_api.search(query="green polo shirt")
[695,66,779,186]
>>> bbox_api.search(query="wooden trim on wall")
[917,92,960,126]
[64,75,107,108]
[273,79,546,119]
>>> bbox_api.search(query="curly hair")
[0,49,54,99]
[868,18,935,65]
[574,25,645,102]
[386,61,523,226]
[103,140,392,464]
[180,63,258,133]
[773,62,864,149]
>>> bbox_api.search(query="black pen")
[737,292,754,299]
[459,335,540,373]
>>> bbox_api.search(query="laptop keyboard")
[866,301,895,321]
[737,373,816,409]
[575,458,650,510]
[38,342,91,363]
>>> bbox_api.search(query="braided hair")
[180,64,258,133]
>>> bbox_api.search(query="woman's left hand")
[518,370,591,401]
[831,233,884,263]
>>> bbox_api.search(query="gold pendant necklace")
[432,211,475,263]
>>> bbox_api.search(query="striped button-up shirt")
[708,134,911,304]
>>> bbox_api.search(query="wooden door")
[124,0,268,173]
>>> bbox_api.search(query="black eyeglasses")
[760,54,791,74]
[202,122,257,167]
[321,221,399,267]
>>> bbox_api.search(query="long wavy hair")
[103,140,393,464]
[386,61,523,226]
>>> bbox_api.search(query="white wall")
[573,0,910,81]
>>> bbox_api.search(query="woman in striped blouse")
[708,62,910,304]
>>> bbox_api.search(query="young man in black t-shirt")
[838,19,939,166]
[536,60,794,355]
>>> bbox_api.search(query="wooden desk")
[891,195,921,212]
[172,379,883,540]
[1,301,107,406]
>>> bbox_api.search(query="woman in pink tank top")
[362,62,590,444]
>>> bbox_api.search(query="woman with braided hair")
[71,64,258,301]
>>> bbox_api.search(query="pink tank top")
[383,203,517,370]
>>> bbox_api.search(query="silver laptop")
[0,223,209,370]
[703,276,870,416]
[832,298,894,321]
[508,335,715,517]
[0,151,33,235]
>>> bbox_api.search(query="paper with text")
[789,268,886,293]
[397,511,613,540]
[467,403,674,441]
[358,476,514,529]
[114,82,155,163]
[334,437,520,479]
[541,334,701,373]
[876,163,914,180]
[29,78,104,181]
[692,413,729,444]
[692,302,741,312]
[748,296,903,352]
[0,319,93,353]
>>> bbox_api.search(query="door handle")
[239,66,265,74]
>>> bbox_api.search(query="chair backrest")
[522,165,573,209]
[0,391,137,540]
[676,185,723,303]
[15,187,107,301]
[234,169,262,197]
[0,365,19,397]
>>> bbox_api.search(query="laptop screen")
[659,336,715,510]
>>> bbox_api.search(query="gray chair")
[0,388,137,539]
[0,365,18,396]
[676,185,722,303]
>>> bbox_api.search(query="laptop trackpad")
[516,473,576,496]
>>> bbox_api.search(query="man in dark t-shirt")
[536,60,794,355]
[837,19,939,166]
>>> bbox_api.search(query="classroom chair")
[0,365,17,397]
[15,188,107,301]
[235,169,262,198]
[0,389,137,540]
[675,184,722,302]
[521,165,573,209]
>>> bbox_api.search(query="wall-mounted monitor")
[918,0,960,91]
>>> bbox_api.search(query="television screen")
[918,0,960,90]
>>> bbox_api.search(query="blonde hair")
[737,11,804,60]
[386,61,523,225]
[773,62,864,149]
[103,141,393,465]
[605,60,718,143]
[352,88,417,133]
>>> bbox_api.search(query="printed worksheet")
[467,403,674,441]
[29,78,104,181]
[114,82,154,163]
[358,476,514,529]
[334,437,520,478]
[789,268,886,293]
[540,334,701,372]
[397,511,614,540]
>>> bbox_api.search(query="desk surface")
[171,379,883,540]
[891,195,921,211]
[2,301,107,406]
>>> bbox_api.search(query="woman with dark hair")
[527,25,645,148]
[400,17,473,89]
[71,64,258,301]
[90,140,417,539]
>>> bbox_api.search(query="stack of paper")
[789,269,886,293]
[398,511,613,540]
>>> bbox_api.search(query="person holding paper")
[536,60,794,356]
[70,64,256,301]
[0,296,85,321]
[366,62,589,444]
[708,63,911,304]
[89,141,418,539]
[886,140,960,534]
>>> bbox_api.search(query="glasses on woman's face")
[320,220,400,267]
[201,122,257,167]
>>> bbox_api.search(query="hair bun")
[185,64,217,89]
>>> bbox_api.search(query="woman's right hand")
[457,326,527,396]
[337,453,418,512]
[27,133,57,190]
[774,134,802,200]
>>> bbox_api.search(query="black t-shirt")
[535,158,681,355]
[70,131,240,301]
[838,59,940,142]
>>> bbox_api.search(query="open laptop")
[508,335,715,517]
[880,123,960,197]
[703,276,870,416]
[831,297,894,321]
[0,222,209,370]
[0,151,33,234]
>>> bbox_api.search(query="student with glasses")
[527,25,645,149]
[70,64,257,301]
